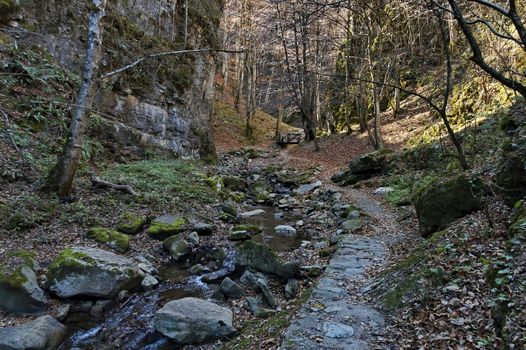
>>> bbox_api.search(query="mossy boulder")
[47,247,144,298]
[236,241,298,279]
[87,227,130,253]
[495,146,526,206]
[148,215,188,240]
[415,175,489,237]
[330,170,370,186]
[222,175,248,192]
[192,222,216,236]
[0,251,48,315]
[232,224,263,234]
[228,230,250,241]
[348,149,392,175]
[163,236,190,262]
[116,213,147,235]
[219,204,238,223]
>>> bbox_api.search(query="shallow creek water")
[59,207,303,349]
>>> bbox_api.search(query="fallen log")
[90,175,137,196]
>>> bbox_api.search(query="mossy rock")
[116,212,147,235]
[205,176,224,191]
[163,236,190,262]
[348,149,393,175]
[330,170,369,186]
[236,241,298,279]
[148,215,188,240]
[47,247,143,298]
[0,251,47,315]
[87,227,130,253]
[222,175,248,192]
[415,175,489,237]
[228,231,250,241]
[495,146,526,206]
[233,224,263,234]
[341,218,363,232]
[228,191,246,203]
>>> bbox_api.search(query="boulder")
[246,296,276,318]
[193,222,216,236]
[47,247,144,298]
[239,209,266,218]
[163,236,190,262]
[495,146,526,206]
[228,230,250,241]
[330,170,369,186]
[141,274,159,289]
[415,175,489,237]
[86,227,129,253]
[154,297,235,344]
[222,175,248,192]
[294,180,322,195]
[0,315,66,350]
[220,277,245,299]
[116,212,147,235]
[0,253,47,315]
[348,149,392,175]
[147,215,187,240]
[274,225,297,235]
[236,241,298,279]
[240,270,267,292]
[219,204,238,223]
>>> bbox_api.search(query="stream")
[58,207,303,349]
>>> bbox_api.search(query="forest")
[0,0,525,349]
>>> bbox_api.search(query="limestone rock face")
[0,315,67,350]
[415,175,489,237]
[154,297,235,344]
[47,247,144,298]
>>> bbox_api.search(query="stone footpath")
[281,233,387,350]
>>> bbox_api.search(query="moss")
[47,248,97,283]
[7,250,37,271]
[87,227,130,252]
[382,276,419,310]
[0,0,18,23]
[0,266,29,289]
[116,212,147,235]
[147,217,187,240]
[232,224,262,234]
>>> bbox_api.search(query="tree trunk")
[46,0,107,197]
[184,0,189,48]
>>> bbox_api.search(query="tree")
[46,0,107,197]
[444,0,526,98]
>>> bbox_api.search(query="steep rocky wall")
[4,0,223,157]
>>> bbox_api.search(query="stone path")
[280,234,386,350]
[281,187,399,350]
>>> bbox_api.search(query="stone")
[0,315,67,350]
[220,277,246,299]
[341,218,363,232]
[348,149,392,175]
[415,175,489,237]
[232,224,263,234]
[323,321,355,339]
[274,225,297,235]
[163,236,190,262]
[246,297,276,318]
[86,227,130,253]
[294,180,322,195]
[193,222,216,236]
[301,265,324,278]
[239,209,266,218]
[55,304,70,322]
[47,247,144,299]
[240,270,267,292]
[0,254,47,315]
[116,213,147,235]
[257,278,278,309]
[136,257,158,275]
[154,297,235,344]
[228,230,250,241]
[187,231,200,246]
[90,299,112,317]
[141,274,159,289]
[285,279,299,299]
[236,241,298,279]
[222,175,248,191]
[147,215,187,240]
[188,264,209,275]
[495,145,526,205]
[373,187,394,195]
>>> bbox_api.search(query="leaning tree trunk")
[46,0,107,197]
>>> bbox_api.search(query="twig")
[100,48,243,80]
[90,174,137,196]
[0,104,36,174]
